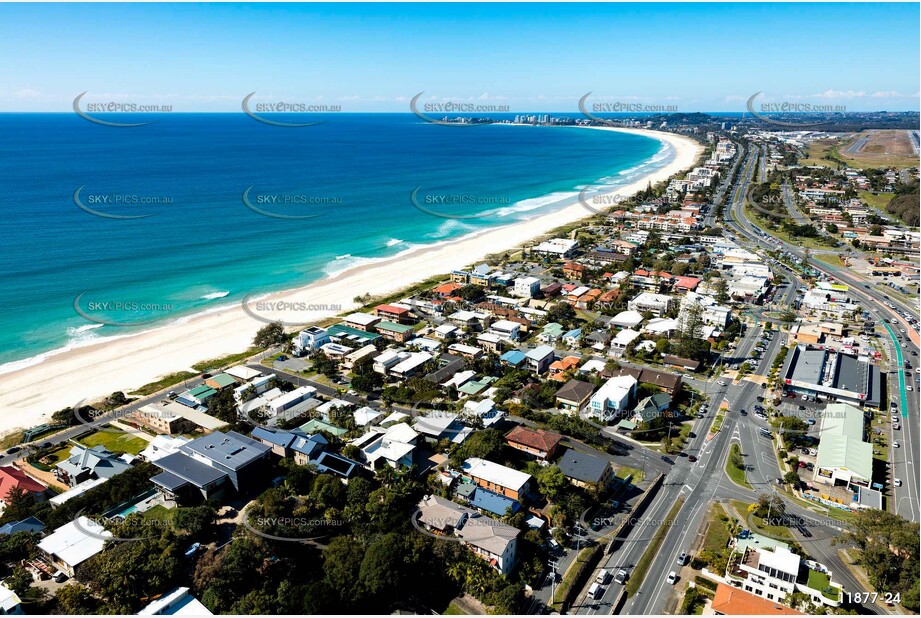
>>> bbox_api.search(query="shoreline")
[0,127,703,436]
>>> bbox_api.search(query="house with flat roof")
[38,517,112,577]
[586,375,637,421]
[293,326,330,355]
[138,586,212,616]
[416,494,519,575]
[343,312,381,332]
[463,458,532,501]
[150,431,271,503]
[525,345,556,374]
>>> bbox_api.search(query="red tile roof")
[711,584,803,615]
[0,466,46,501]
[505,426,563,454]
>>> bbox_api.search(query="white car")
[908,385,914,391]
[893,441,900,448]
[894,479,902,487]
[717,381,727,386]
[666,571,679,585]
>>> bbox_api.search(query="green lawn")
[615,466,644,484]
[130,371,197,397]
[806,568,839,601]
[701,507,733,555]
[43,446,74,465]
[79,429,150,455]
[443,601,468,615]
[725,444,752,489]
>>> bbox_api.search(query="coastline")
[0,127,703,436]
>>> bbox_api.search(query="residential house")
[416,495,519,575]
[374,304,413,323]
[505,427,563,460]
[0,467,46,509]
[38,517,112,577]
[558,449,614,489]
[631,393,671,424]
[587,375,637,421]
[555,379,596,412]
[138,587,212,616]
[293,326,331,355]
[55,445,133,488]
[525,345,556,374]
[343,312,381,332]
[463,458,532,501]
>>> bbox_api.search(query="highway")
[724,149,920,523]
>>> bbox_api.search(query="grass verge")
[725,444,752,489]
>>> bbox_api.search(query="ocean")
[0,113,670,371]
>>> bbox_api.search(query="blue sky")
[1,2,918,112]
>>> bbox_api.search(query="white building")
[513,276,542,298]
[586,375,637,421]
[627,292,676,317]
[489,319,521,341]
[293,326,330,355]
[533,238,578,257]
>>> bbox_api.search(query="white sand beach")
[0,127,703,436]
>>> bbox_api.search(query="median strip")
[625,497,685,597]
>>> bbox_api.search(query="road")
[724,154,920,523]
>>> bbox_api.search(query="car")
[661,456,674,464]
[893,441,900,448]
[894,424,900,431]
[53,571,68,583]
[807,418,816,425]
[40,442,52,449]
[5,447,19,455]
[907,385,913,391]
[801,448,810,455]
[798,405,807,411]
[167,390,178,399]
[798,461,807,468]
[688,455,698,462]
[806,463,814,471]
[801,395,808,401]
[588,583,603,600]
[595,569,610,585]
[614,570,629,584]
[892,415,899,422]
[717,381,727,386]
[676,552,688,565]
[666,571,679,585]
[895,479,903,487]
[787,393,796,399]
[688,432,696,438]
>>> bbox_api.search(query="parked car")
[676,552,688,566]
[895,479,902,487]
[666,571,679,585]
[688,455,698,463]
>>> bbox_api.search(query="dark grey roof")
[785,345,826,385]
[558,449,609,484]
[151,470,192,492]
[833,352,881,407]
[154,452,226,488]
[180,431,270,471]
[424,354,465,384]
[555,379,595,403]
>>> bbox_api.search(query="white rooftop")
[38,517,112,568]
[463,457,531,491]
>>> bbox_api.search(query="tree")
[824,223,839,234]
[253,321,287,348]
[54,584,100,614]
[323,536,367,605]
[350,355,383,392]
[535,465,566,501]
[713,278,730,304]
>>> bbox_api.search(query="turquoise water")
[0,113,670,370]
